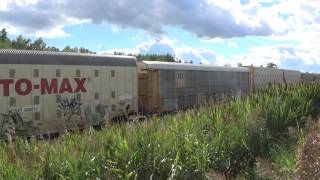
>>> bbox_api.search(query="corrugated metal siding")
[139,62,250,113]
[0,63,138,135]
[282,70,301,85]
[155,69,249,112]
[251,67,283,90]
[0,49,137,67]
[161,98,176,111]
[301,73,316,83]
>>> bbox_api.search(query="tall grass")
[0,82,320,179]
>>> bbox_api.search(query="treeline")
[136,53,176,62]
[0,28,180,62]
[0,28,94,53]
[113,51,176,62]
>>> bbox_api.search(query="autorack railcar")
[282,69,301,85]
[0,49,138,138]
[248,66,283,91]
[302,73,320,83]
[248,66,302,91]
[301,73,316,83]
[138,61,249,113]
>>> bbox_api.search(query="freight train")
[0,49,318,141]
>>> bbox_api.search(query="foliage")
[0,28,12,49]
[11,35,32,49]
[268,139,299,179]
[62,46,95,54]
[0,28,8,41]
[136,53,176,62]
[0,28,95,54]
[113,52,177,62]
[136,54,175,62]
[266,62,278,68]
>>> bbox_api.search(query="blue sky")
[1,0,320,72]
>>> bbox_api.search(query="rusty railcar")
[0,49,138,139]
[138,61,249,113]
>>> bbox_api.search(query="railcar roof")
[142,61,248,72]
[246,66,301,73]
[281,69,301,73]
[0,49,136,66]
[248,66,282,71]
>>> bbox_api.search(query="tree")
[165,53,175,62]
[136,54,176,62]
[114,51,125,55]
[266,62,278,68]
[237,62,242,67]
[11,35,31,49]
[62,46,78,53]
[30,38,46,50]
[79,47,89,53]
[0,29,96,53]
[0,28,11,49]
[61,46,95,54]
[44,46,60,52]
[0,28,8,41]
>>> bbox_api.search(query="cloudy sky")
[1,0,319,72]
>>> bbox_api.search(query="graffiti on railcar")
[84,104,109,124]
[59,95,83,122]
[0,110,23,142]
[119,95,134,115]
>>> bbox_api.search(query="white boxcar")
[248,66,283,91]
[0,50,138,137]
[282,69,301,85]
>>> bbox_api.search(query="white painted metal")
[0,62,138,135]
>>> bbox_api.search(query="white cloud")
[0,0,11,11]
[174,46,217,64]
[1,0,320,73]
[99,37,217,64]
[228,42,238,48]
[0,0,275,38]
[111,25,119,33]
[14,0,38,7]
[3,0,319,40]
[226,43,320,72]
[201,38,224,43]
[99,38,155,55]
[33,25,70,38]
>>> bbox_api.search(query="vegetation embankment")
[0,82,320,179]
